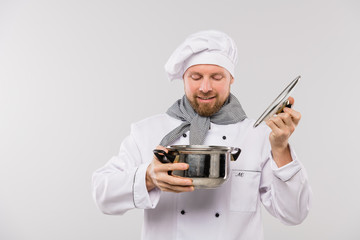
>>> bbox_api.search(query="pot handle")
[231,148,241,161]
[153,149,176,163]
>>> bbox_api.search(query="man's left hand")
[266,97,301,167]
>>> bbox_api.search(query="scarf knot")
[160,94,247,146]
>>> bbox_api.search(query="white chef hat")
[164,30,238,81]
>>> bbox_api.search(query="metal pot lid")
[253,75,300,128]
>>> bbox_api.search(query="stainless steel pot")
[153,145,241,189]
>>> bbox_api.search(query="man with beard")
[92,30,311,240]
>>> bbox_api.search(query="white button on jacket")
[92,114,311,240]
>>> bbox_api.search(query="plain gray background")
[1,0,359,239]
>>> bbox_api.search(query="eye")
[212,74,223,80]
[191,74,202,80]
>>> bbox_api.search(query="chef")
[92,30,312,240]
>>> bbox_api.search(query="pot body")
[154,145,241,189]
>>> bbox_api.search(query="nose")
[199,78,212,93]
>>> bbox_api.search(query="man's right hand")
[146,146,194,193]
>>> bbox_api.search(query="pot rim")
[167,145,236,152]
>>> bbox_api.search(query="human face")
[183,64,234,117]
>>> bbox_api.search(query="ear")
[230,76,234,84]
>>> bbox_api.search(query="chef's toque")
[164,30,238,82]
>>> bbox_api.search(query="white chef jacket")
[92,113,311,240]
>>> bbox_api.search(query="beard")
[187,92,228,117]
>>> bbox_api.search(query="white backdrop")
[1,0,360,239]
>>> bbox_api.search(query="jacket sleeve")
[259,144,312,225]
[91,128,161,215]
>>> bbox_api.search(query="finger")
[288,96,295,105]
[278,112,295,132]
[156,175,194,190]
[283,108,301,125]
[268,115,286,129]
[267,116,292,140]
[159,186,182,193]
[157,162,189,172]
[278,112,291,125]
[270,113,296,136]
[266,119,282,136]
[163,174,193,186]
[160,184,195,193]
[150,171,185,190]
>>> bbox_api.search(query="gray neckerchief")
[160,93,247,146]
